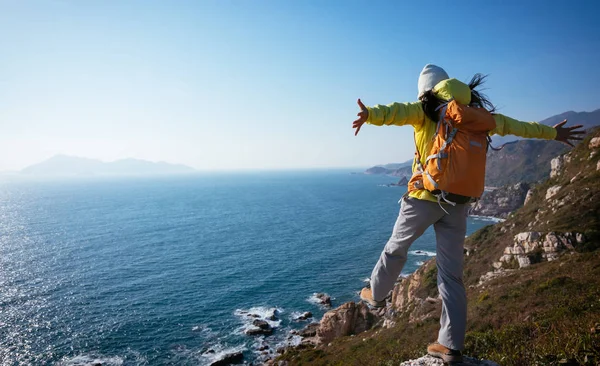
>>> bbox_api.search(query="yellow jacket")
[365,78,557,202]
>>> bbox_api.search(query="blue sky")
[1,0,599,171]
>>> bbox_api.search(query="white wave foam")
[191,324,216,337]
[362,277,370,283]
[409,250,436,257]
[416,261,425,266]
[234,306,283,332]
[58,355,124,366]
[306,293,334,307]
[469,215,505,223]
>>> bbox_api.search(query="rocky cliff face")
[470,182,531,218]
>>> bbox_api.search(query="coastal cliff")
[272,129,600,365]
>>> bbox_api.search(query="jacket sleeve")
[491,114,557,140]
[366,101,424,128]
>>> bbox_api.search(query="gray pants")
[370,196,469,350]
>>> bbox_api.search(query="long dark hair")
[420,73,496,122]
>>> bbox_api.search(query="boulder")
[298,322,320,338]
[253,319,271,330]
[317,301,379,344]
[265,308,279,321]
[524,189,534,206]
[295,311,313,321]
[589,137,600,149]
[546,185,562,199]
[246,325,273,336]
[315,293,332,306]
[210,352,244,366]
[550,156,564,178]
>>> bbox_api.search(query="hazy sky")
[1,1,599,171]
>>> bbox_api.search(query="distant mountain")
[21,155,195,176]
[364,159,413,176]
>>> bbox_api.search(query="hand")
[553,120,584,147]
[352,99,368,136]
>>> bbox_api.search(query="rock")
[550,155,565,178]
[478,269,514,286]
[315,293,332,306]
[266,308,280,320]
[399,354,499,365]
[253,320,271,330]
[247,313,261,318]
[499,231,583,269]
[246,324,273,336]
[546,185,562,199]
[209,351,244,366]
[389,263,441,323]
[317,301,379,344]
[524,188,534,206]
[597,160,600,171]
[258,345,269,351]
[517,256,531,268]
[295,311,313,321]
[570,172,582,183]
[298,322,320,338]
[589,137,600,149]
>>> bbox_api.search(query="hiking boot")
[359,287,386,308]
[427,342,463,364]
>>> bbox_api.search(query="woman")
[352,64,583,363]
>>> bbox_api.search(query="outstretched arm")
[352,99,424,136]
[492,114,584,146]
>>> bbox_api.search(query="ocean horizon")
[0,171,496,365]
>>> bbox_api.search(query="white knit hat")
[417,64,449,98]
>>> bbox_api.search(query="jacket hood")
[433,78,472,105]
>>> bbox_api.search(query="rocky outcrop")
[550,153,572,178]
[496,231,585,268]
[314,293,332,307]
[399,354,499,366]
[470,182,530,218]
[296,322,320,338]
[524,188,534,206]
[316,301,380,344]
[294,312,312,321]
[545,185,562,199]
[390,262,441,324]
[210,352,244,366]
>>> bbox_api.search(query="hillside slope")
[277,128,600,366]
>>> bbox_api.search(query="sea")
[0,171,499,365]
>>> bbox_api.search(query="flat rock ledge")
[399,354,499,365]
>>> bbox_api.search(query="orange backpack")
[408,100,496,208]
